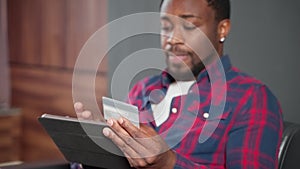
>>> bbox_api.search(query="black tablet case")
[38,114,132,169]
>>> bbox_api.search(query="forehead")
[161,0,214,19]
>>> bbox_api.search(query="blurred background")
[0,0,299,166]
[0,0,108,165]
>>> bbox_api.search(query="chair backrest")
[278,121,300,169]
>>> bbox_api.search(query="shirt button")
[171,108,177,114]
[203,112,209,119]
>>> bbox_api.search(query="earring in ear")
[220,37,226,43]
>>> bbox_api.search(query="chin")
[167,67,195,81]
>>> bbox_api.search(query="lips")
[168,52,190,64]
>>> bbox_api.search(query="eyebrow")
[160,14,202,20]
[179,14,202,20]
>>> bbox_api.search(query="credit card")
[102,97,140,128]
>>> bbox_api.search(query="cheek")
[186,34,205,52]
[160,35,168,49]
[186,31,215,59]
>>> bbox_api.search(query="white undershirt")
[151,81,195,127]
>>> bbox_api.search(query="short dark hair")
[160,0,230,22]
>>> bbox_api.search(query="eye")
[183,21,196,30]
[161,25,172,32]
[160,20,173,32]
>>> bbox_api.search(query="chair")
[278,121,300,169]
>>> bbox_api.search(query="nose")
[166,27,184,45]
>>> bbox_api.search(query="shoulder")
[227,66,264,89]
[226,66,282,113]
[226,66,280,107]
[225,66,278,100]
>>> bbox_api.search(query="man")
[75,0,283,168]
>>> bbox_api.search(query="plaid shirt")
[127,55,283,169]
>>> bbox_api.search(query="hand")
[74,102,93,120]
[103,117,176,169]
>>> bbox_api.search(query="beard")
[166,55,205,81]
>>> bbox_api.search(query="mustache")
[165,45,192,56]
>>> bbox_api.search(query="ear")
[218,19,231,43]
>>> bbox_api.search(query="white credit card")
[102,97,140,128]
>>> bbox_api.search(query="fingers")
[81,110,93,120]
[105,119,149,157]
[123,152,134,167]
[118,118,145,138]
[105,118,165,159]
[120,118,166,153]
[103,127,150,167]
[74,102,93,120]
[102,117,175,168]
[103,126,143,159]
[74,102,83,113]
[103,118,175,168]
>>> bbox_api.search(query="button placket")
[203,112,209,119]
[171,107,177,114]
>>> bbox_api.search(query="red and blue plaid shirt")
[127,55,283,169]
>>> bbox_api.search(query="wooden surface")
[10,65,107,162]
[0,110,21,163]
[7,0,107,69]
[6,0,108,162]
[0,0,10,109]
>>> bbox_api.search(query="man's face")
[160,0,220,80]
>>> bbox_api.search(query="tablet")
[38,114,132,169]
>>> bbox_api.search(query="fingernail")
[107,119,113,126]
[74,102,82,109]
[103,128,110,137]
[82,110,91,118]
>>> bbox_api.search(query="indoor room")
[0,0,299,168]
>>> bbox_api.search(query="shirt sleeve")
[226,85,283,169]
